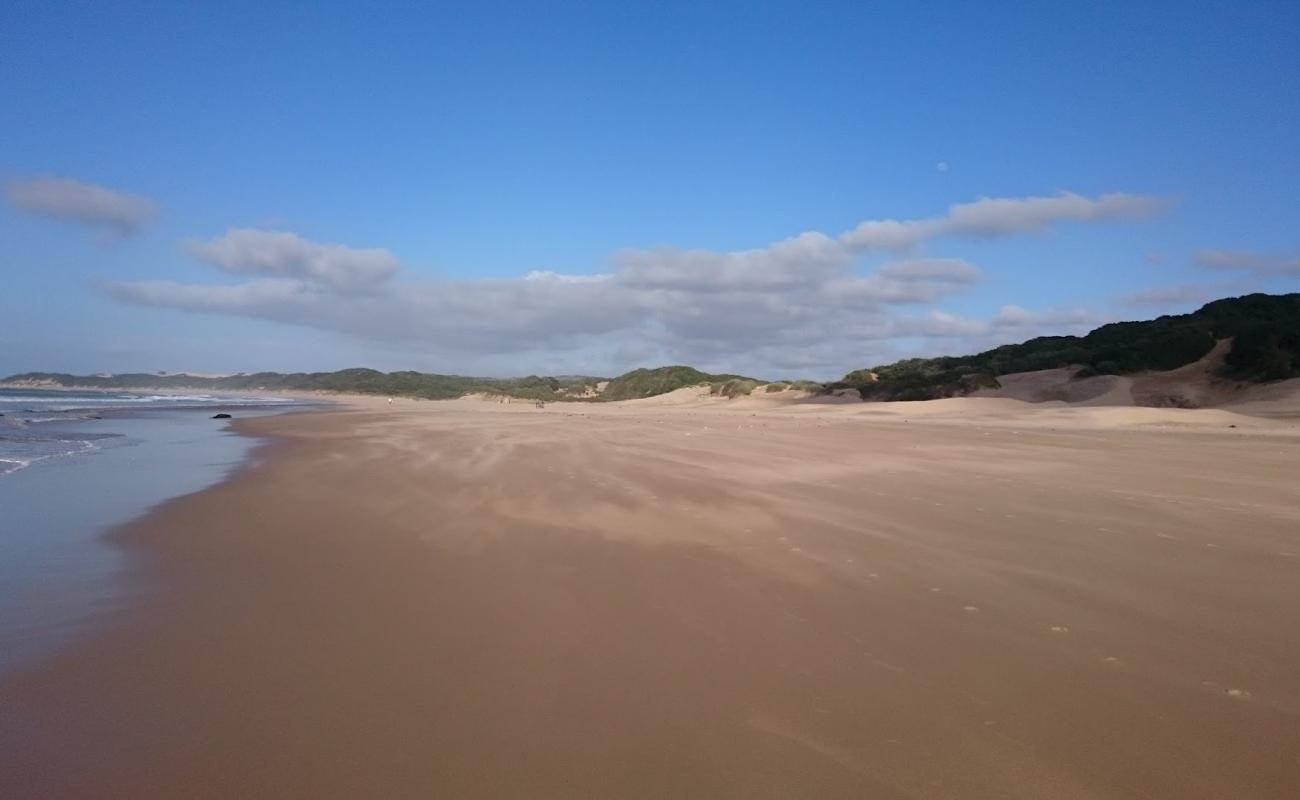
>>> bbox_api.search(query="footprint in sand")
[1226,688,1252,700]
[1102,656,1122,665]
[963,606,979,613]
[1048,625,1070,634]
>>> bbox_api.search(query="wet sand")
[3,397,1299,798]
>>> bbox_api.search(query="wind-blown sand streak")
[2,396,1298,798]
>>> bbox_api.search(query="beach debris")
[211,413,232,419]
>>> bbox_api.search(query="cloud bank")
[185,229,399,289]
[6,177,157,237]
[1195,249,1300,275]
[107,191,1162,376]
[840,192,1164,250]
[1116,284,1217,308]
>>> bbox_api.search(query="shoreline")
[0,399,324,677]
[3,399,1299,798]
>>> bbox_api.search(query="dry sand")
[3,393,1299,798]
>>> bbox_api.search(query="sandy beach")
[3,393,1299,798]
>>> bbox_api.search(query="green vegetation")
[762,380,824,393]
[833,293,1300,401]
[599,366,757,401]
[709,378,761,398]
[2,363,763,403]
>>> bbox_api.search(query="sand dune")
[604,375,1299,435]
[972,339,1300,416]
[608,340,1300,431]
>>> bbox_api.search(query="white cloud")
[106,190,1159,377]
[621,192,1160,290]
[107,278,316,311]
[109,243,974,376]
[6,176,157,236]
[617,231,848,292]
[1116,284,1213,307]
[108,274,638,354]
[523,270,614,283]
[889,305,1106,356]
[991,304,1101,330]
[840,191,1164,251]
[892,310,989,338]
[185,229,399,289]
[1195,248,1300,275]
[876,258,982,283]
[942,192,1163,237]
[839,218,939,251]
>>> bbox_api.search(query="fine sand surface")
[3,395,1299,798]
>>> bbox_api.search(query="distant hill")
[0,364,765,403]
[599,366,758,401]
[833,293,1300,401]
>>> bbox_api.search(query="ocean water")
[0,388,308,676]
[0,389,296,475]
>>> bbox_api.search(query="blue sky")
[2,0,1298,379]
